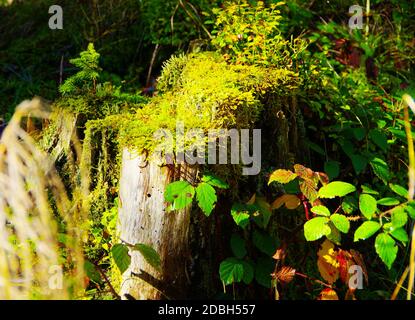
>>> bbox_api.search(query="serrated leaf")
[370,157,390,184]
[111,243,131,274]
[326,221,341,245]
[359,194,377,220]
[304,217,331,241]
[133,243,161,272]
[377,197,400,206]
[165,181,195,211]
[391,207,408,229]
[311,205,330,217]
[196,182,217,216]
[318,181,356,199]
[202,174,229,189]
[369,129,388,152]
[390,228,409,244]
[231,203,250,229]
[299,179,319,202]
[389,184,408,198]
[405,202,415,219]
[324,160,340,180]
[230,234,247,259]
[330,214,350,233]
[219,258,244,285]
[268,169,297,185]
[375,233,398,269]
[354,221,381,242]
[272,266,296,284]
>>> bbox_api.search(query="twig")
[93,261,121,300]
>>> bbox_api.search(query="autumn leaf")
[272,266,296,285]
[318,288,339,300]
[317,240,339,284]
[271,194,301,210]
[268,169,297,185]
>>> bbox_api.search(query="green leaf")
[326,221,341,245]
[359,194,377,220]
[361,185,379,195]
[377,197,400,206]
[304,217,331,241]
[165,181,195,211]
[202,174,229,189]
[253,230,277,256]
[311,205,330,217]
[369,129,388,152]
[111,243,131,274]
[268,169,297,185]
[375,233,398,269]
[133,243,161,272]
[350,154,368,175]
[318,181,356,199]
[389,184,408,198]
[324,160,340,180]
[352,127,366,141]
[196,182,217,216]
[241,261,255,285]
[391,207,408,229]
[231,203,250,229]
[330,214,350,233]
[230,234,247,259]
[342,195,358,214]
[354,221,381,242]
[405,202,415,219]
[370,157,390,184]
[255,257,274,288]
[84,260,102,284]
[219,258,244,285]
[390,228,409,244]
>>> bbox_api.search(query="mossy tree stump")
[117,148,197,300]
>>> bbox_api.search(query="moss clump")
[119,52,300,156]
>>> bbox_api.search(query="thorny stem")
[295,271,332,288]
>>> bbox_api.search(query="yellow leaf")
[317,240,339,284]
[271,194,300,210]
[318,288,339,300]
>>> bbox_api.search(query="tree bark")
[117,148,197,300]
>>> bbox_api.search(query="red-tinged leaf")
[272,266,296,284]
[318,288,339,300]
[272,243,287,261]
[337,249,353,284]
[294,164,315,180]
[300,179,319,202]
[317,172,330,185]
[268,169,297,185]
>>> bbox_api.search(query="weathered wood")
[118,148,197,299]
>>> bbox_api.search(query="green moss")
[119,52,300,155]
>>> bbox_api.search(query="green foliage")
[60,43,101,95]
[211,0,305,67]
[165,174,228,216]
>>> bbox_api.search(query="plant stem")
[403,95,415,300]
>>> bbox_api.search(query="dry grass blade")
[0,98,86,299]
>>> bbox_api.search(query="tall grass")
[0,98,86,299]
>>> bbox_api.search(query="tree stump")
[117,148,197,299]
